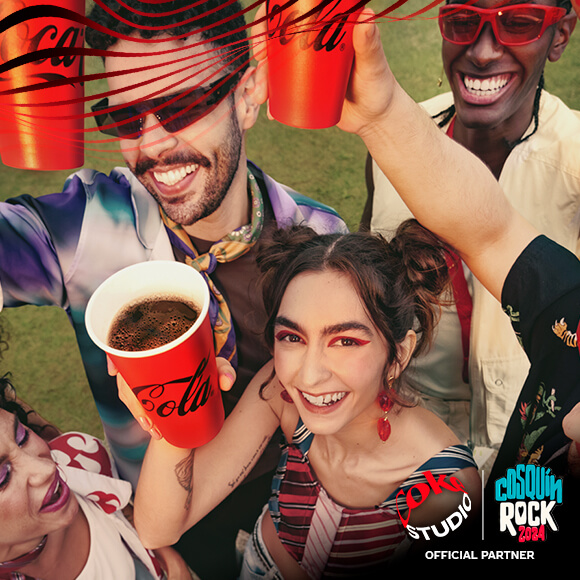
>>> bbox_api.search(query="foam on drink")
[108,294,199,352]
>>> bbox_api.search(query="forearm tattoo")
[175,449,195,510]
[228,435,270,489]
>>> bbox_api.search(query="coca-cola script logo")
[132,355,215,419]
[0,1,84,84]
[266,0,353,52]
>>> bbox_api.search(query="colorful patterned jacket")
[0,161,347,485]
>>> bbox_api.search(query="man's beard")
[131,113,244,227]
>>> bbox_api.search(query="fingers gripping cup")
[0,0,85,170]
[86,261,224,449]
[265,0,361,129]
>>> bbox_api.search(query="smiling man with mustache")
[0,1,347,576]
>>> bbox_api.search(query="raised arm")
[338,11,539,301]
[119,361,280,549]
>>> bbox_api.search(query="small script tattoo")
[175,449,195,511]
[228,435,270,489]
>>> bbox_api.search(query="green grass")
[1,0,578,436]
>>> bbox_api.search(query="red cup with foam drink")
[0,0,84,170]
[85,261,224,449]
[265,0,361,129]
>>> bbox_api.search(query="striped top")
[269,420,477,578]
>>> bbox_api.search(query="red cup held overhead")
[266,0,362,129]
[0,0,85,170]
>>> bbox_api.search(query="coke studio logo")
[396,471,473,540]
[132,354,215,420]
[266,0,354,52]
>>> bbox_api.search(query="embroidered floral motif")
[517,443,544,465]
[539,387,561,419]
[552,317,578,348]
[516,383,560,463]
[518,401,529,423]
[504,304,523,346]
[504,304,520,323]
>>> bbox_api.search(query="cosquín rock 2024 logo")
[494,464,562,542]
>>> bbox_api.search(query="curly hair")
[0,321,59,438]
[0,374,31,428]
[85,0,250,74]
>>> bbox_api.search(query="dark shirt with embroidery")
[485,235,580,552]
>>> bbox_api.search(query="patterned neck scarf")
[160,168,265,368]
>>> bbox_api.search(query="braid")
[506,73,544,150]
[433,75,544,151]
[433,104,456,129]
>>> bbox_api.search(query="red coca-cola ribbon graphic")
[0,1,438,166]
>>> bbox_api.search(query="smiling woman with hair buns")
[115,221,482,577]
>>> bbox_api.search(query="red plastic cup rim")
[85,261,210,359]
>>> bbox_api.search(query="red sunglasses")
[438,3,567,46]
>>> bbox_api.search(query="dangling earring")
[377,377,395,442]
[280,386,293,403]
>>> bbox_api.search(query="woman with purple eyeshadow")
[0,325,192,580]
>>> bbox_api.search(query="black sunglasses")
[91,73,240,139]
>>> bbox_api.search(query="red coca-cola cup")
[85,261,224,449]
[0,0,84,170]
[265,0,361,129]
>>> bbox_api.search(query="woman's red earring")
[377,379,395,442]
[280,387,293,403]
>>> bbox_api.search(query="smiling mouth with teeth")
[153,163,199,187]
[40,472,70,513]
[46,480,62,506]
[301,391,347,407]
[462,74,510,95]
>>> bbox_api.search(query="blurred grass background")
[1,0,578,437]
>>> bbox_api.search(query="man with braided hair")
[363,0,579,471]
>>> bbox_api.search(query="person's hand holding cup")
[252,4,400,138]
[86,261,229,448]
